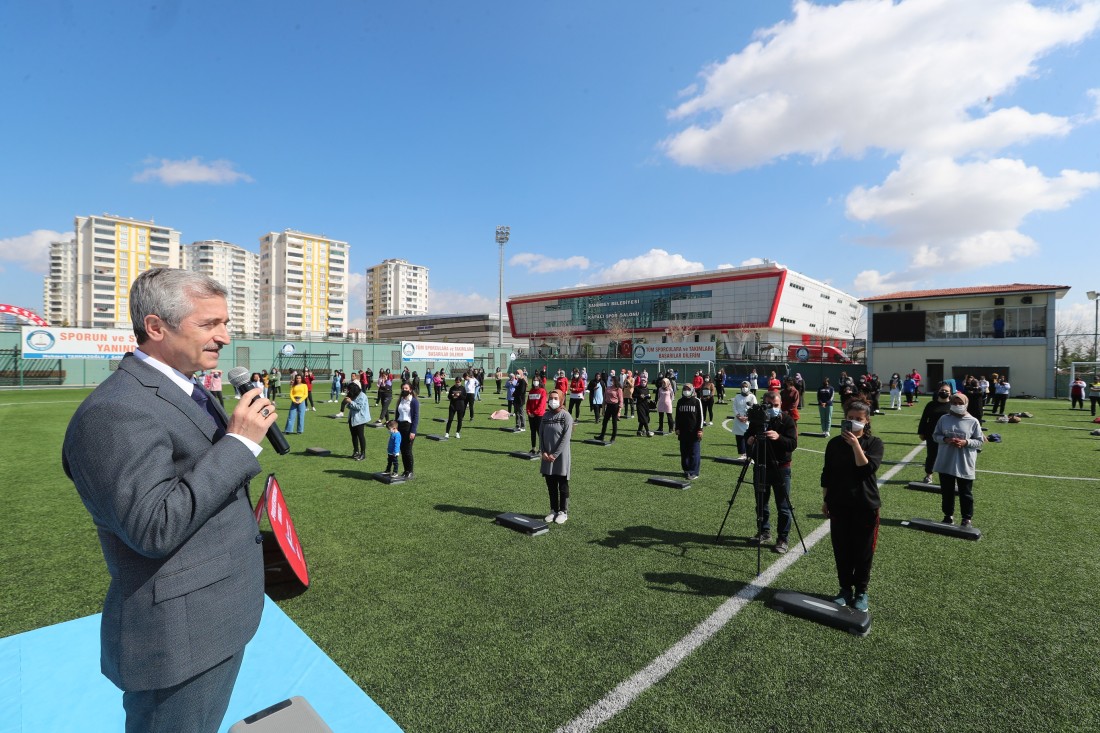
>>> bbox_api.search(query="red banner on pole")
[255,474,310,588]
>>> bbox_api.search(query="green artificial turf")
[2,389,1098,732]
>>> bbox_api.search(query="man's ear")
[143,314,167,342]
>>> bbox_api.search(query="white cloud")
[663,0,1100,288]
[509,252,591,273]
[590,248,705,283]
[664,0,1100,169]
[0,229,71,274]
[846,155,1099,275]
[428,288,496,314]
[739,257,766,267]
[851,269,920,296]
[133,157,254,185]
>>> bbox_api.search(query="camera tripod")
[714,430,808,576]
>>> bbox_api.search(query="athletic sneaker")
[390,471,399,478]
[554,512,568,524]
[647,431,655,437]
[774,539,788,555]
[530,448,538,455]
[833,589,851,607]
[748,531,771,546]
[961,518,973,528]
[924,474,934,484]
[443,433,449,438]
[853,593,869,612]
[545,512,557,523]
[455,432,460,439]
[335,412,344,418]
[942,515,954,524]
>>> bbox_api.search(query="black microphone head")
[228,366,251,391]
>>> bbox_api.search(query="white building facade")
[365,259,429,338]
[260,229,350,337]
[376,312,524,348]
[43,238,78,326]
[183,240,261,335]
[507,263,860,361]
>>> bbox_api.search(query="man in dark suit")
[63,268,278,733]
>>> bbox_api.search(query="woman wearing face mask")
[656,377,674,433]
[395,384,420,479]
[597,376,623,442]
[526,375,548,454]
[917,384,954,483]
[675,384,705,480]
[731,381,756,459]
[932,392,984,527]
[592,374,605,424]
[817,378,835,437]
[540,390,574,524]
[821,401,884,612]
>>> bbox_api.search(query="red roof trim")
[507,270,781,306]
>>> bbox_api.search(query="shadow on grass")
[323,468,378,480]
[595,524,723,555]
[592,467,682,477]
[434,503,501,520]
[644,571,749,598]
[460,448,517,456]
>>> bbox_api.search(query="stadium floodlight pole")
[1088,290,1099,363]
[496,225,510,349]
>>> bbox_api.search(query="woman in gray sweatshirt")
[932,392,984,527]
[540,389,574,525]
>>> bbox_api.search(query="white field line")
[555,443,926,733]
[975,469,1098,482]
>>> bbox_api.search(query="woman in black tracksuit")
[821,400,884,612]
[445,378,466,438]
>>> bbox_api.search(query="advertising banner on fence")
[401,340,474,362]
[22,326,137,359]
[631,341,715,363]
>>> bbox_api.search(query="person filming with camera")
[746,390,798,554]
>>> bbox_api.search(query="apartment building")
[183,240,261,334]
[41,214,182,328]
[365,258,429,338]
[260,229,350,337]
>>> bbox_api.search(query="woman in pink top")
[597,376,624,442]
[656,377,674,432]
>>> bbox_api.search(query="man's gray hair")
[130,268,228,344]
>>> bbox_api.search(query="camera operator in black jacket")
[746,390,798,554]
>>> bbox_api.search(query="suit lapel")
[118,355,221,442]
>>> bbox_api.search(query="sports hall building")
[506,262,861,361]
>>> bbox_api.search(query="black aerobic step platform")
[901,518,981,540]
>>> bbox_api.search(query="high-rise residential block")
[43,238,78,326]
[365,258,429,338]
[260,229,350,337]
[183,240,261,335]
[52,214,182,328]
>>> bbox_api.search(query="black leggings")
[350,423,366,455]
[828,505,879,594]
[657,411,671,431]
[465,393,475,419]
[702,399,714,422]
[599,403,620,440]
[398,421,414,473]
[306,390,315,408]
[446,403,465,433]
[940,474,974,520]
[545,475,570,513]
[569,397,583,419]
[380,394,392,421]
[529,414,543,449]
[923,439,939,475]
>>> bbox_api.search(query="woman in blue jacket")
[342,377,371,461]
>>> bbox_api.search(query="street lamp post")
[1088,290,1099,363]
[496,226,510,349]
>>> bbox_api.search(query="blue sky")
[2,0,1099,331]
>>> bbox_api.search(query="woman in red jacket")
[526,375,548,454]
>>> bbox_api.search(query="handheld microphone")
[227,366,291,455]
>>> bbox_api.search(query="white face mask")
[950,404,967,415]
[741,387,750,395]
[683,389,692,397]
[547,399,560,410]
[847,420,865,433]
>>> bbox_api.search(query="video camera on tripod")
[745,402,769,438]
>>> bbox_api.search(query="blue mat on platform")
[0,597,402,733]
